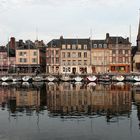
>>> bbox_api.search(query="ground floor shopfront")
[109,64,131,73]
[16,64,46,73]
[60,66,92,74]
[46,65,60,74]
[91,65,109,73]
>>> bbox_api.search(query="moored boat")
[112,75,124,82]
[133,75,140,82]
[1,76,12,82]
[99,74,111,82]
[74,76,83,82]
[60,75,71,82]
[33,76,44,82]
[12,77,22,82]
[46,75,56,82]
[22,76,32,82]
[125,75,134,82]
[87,75,97,82]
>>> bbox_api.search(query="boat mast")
[90,28,92,67]
[7,37,9,74]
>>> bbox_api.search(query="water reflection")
[47,82,132,122]
[0,82,140,139]
[0,82,133,120]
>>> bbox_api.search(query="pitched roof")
[107,36,130,44]
[92,40,106,44]
[0,46,6,52]
[47,37,91,48]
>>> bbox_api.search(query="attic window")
[94,44,97,48]
[104,44,107,48]
[62,44,66,49]
[67,44,71,49]
[99,44,102,48]
[72,44,76,49]
[84,45,87,49]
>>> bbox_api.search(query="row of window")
[62,60,87,65]
[112,50,130,54]
[19,58,37,63]
[47,58,59,64]
[47,50,59,56]
[19,51,38,56]
[112,57,130,63]
[62,52,87,58]
[93,44,107,48]
[62,44,88,50]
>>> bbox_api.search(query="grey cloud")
[0,0,129,8]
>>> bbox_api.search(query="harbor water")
[0,82,140,140]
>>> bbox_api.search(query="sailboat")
[33,75,44,82]
[74,76,83,82]
[60,74,71,82]
[1,39,13,82]
[22,41,32,82]
[46,75,57,82]
[87,75,97,82]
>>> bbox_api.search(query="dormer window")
[67,44,71,49]
[72,44,76,49]
[62,44,66,49]
[77,45,81,49]
[104,44,107,48]
[83,45,87,49]
[99,44,102,48]
[94,44,97,48]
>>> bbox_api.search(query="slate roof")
[0,46,6,52]
[91,40,107,48]
[47,37,91,49]
[106,36,130,44]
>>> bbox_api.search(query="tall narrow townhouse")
[59,36,91,74]
[16,40,46,73]
[106,33,131,73]
[46,40,61,74]
[91,40,109,73]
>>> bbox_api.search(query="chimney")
[126,37,129,42]
[60,36,63,40]
[10,37,15,49]
[106,33,109,39]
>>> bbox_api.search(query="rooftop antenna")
[36,27,38,41]
[89,28,93,66]
[90,28,92,39]
[129,25,131,43]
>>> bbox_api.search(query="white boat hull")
[47,76,56,82]
[33,76,43,82]
[74,76,83,82]
[134,76,140,82]
[116,76,124,82]
[87,76,97,82]
[112,75,124,82]
[61,76,71,82]
[22,76,32,82]
[1,76,12,82]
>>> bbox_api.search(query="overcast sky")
[0,0,140,45]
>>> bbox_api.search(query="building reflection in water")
[132,82,140,128]
[0,82,47,115]
[0,82,135,123]
[47,82,132,122]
